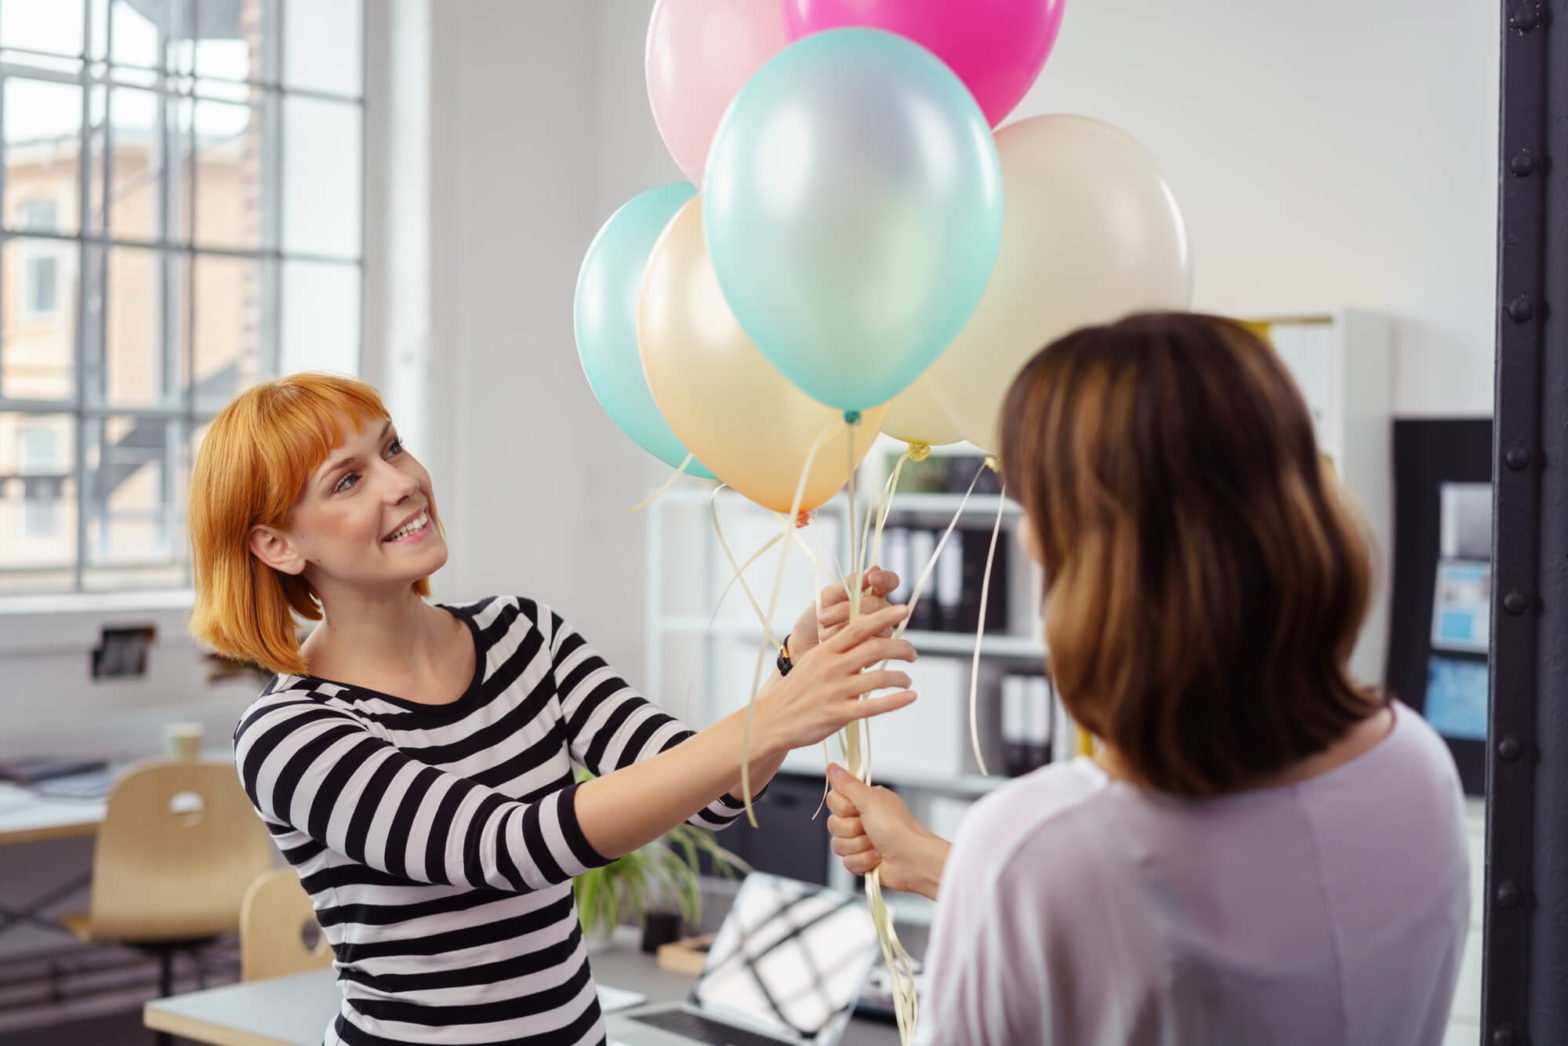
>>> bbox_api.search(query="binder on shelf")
[1026,676,1054,771]
[883,526,912,607]
[935,533,966,632]
[906,528,938,631]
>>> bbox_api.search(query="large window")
[0,1,364,593]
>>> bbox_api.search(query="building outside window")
[0,0,365,594]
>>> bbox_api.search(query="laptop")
[605,873,881,1046]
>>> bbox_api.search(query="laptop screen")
[692,874,880,1042]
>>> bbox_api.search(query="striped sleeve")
[546,609,752,830]
[233,690,613,891]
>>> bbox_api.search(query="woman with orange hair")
[824,313,1469,1045]
[189,373,915,1046]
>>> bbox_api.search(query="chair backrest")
[87,760,278,941]
[240,867,333,982]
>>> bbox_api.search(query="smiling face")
[249,414,447,602]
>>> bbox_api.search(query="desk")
[0,782,105,941]
[145,931,904,1046]
[0,781,105,846]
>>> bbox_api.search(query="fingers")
[832,668,911,700]
[825,604,909,653]
[825,812,863,839]
[844,690,918,720]
[824,790,858,818]
[837,636,917,673]
[818,595,898,635]
[831,835,877,858]
[842,850,882,877]
[819,568,900,609]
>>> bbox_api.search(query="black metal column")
[1488,1,1568,1043]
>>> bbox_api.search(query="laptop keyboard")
[629,1008,791,1046]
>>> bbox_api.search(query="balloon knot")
[907,441,932,463]
[794,510,812,529]
[843,410,862,425]
[984,455,1001,472]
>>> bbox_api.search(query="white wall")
[1014,0,1499,416]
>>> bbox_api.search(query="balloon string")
[885,459,990,649]
[840,420,919,1046]
[965,469,1007,778]
[739,419,837,826]
[628,452,695,514]
[706,487,785,648]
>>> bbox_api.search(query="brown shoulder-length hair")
[1000,311,1383,798]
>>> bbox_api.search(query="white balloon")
[925,115,1192,451]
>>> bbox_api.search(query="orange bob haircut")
[189,373,432,677]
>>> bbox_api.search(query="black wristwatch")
[777,634,794,677]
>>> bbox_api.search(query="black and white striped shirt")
[234,596,749,1045]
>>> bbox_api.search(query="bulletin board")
[1385,418,1492,794]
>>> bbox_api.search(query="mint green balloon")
[575,184,715,479]
[703,28,1003,412]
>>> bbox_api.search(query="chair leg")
[154,950,174,1046]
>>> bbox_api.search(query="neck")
[302,583,447,680]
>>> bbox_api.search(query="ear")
[248,524,306,576]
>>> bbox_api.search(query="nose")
[378,457,420,504]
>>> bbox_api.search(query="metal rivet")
[1512,3,1540,30]
[1505,444,1531,471]
[1504,590,1529,616]
[1498,736,1522,762]
[1497,880,1525,909]
[1492,1023,1520,1046]
[1510,150,1538,176]
[1508,296,1535,322]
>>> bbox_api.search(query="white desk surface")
[0,782,104,845]
[145,928,903,1046]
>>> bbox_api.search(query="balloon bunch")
[575,0,1191,507]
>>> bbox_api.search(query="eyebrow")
[318,420,393,487]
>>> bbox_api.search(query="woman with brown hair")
[825,312,1469,1044]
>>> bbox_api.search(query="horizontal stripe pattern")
[232,596,745,1045]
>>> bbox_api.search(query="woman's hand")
[756,603,917,753]
[786,568,902,661]
[825,763,951,900]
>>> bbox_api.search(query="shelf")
[776,752,1010,799]
[902,630,1044,659]
[876,493,1019,517]
[655,618,1045,660]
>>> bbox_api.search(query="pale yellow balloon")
[638,197,889,513]
[925,115,1191,451]
[882,373,966,447]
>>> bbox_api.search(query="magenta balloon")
[782,0,1065,127]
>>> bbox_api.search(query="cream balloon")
[925,115,1191,451]
[882,374,966,447]
[638,198,889,514]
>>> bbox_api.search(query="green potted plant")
[573,776,749,952]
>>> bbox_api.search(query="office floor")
[0,1009,186,1045]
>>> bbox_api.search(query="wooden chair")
[60,760,277,1045]
[239,867,333,982]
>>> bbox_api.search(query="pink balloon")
[646,0,789,186]
[782,0,1065,127]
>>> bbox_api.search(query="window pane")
[280,260,358,375]
[5,78,83,237]
[103,87,165,242]
[1,0,86,58]
[192,253,263,411]
[281,96,359,258]
[2,238,77,401]
[0,412,76,591]
[111,0,165,70]
[97,245,181,408]
[193,99,264,250]
[283,0,360,96]
[192,0,268,84]
[83,413,184,589]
